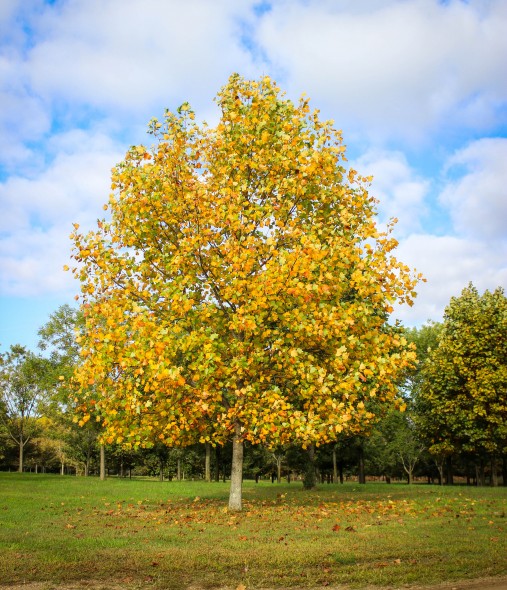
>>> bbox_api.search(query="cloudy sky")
[1,0,506,352]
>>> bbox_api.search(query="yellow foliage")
[70,74,421,450]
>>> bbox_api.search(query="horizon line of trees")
[1,282,506,487]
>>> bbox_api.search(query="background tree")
[70,74,422,510]
[0,345,50,472]
[417,284,507,484]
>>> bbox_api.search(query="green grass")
[0,473,506,589]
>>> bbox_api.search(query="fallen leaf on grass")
[236,584,246,590]
[332,524,341,531]
[345,526,356,532]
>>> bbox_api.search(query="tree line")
[2,283,506,487]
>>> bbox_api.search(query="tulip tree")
[70,74,421,510]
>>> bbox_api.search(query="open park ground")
[0,474,506,590]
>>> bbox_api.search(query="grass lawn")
[0,473,506,589]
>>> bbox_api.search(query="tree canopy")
[69,74,422,509]
[0,345,50,472]
[417,284,507,458]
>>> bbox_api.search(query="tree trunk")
[445,456,453,485]
[159,459,164,481]
[476,459,485,486]
[303,445,317,489]
[205,442,211,482]
[228,422,244,511]
[214,446,221,482]
[332,447,338,483]
[436,462,444,486]
[277,458,282,484]
[177,458,181,481]
[61,462,65,476]
[99,444,106,480]
[491,456,498,487]
[18,440,24,473]
[502,456,507,487]
[358,445,366,484]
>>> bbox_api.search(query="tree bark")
[99,444,106,480]
[228,421,244,511]
[205,442,211,482]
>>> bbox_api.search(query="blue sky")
[1,0,506,353]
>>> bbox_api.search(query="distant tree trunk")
[99,444,106,480]
[228,421,244,511]
[332,447,338,483]
[177,458,181,481]
[214,446,221,482]
[272,453,283,483]
[18,440,24,473]
[205,442,211,482]
[60,461,65,476]
[159,459,164,481]
[303,445,317,490]
[434,457,444,485]
[491,456,498,487]
[476,459,485,486]
[445,456,453,485]
[358,445,366,484]
[502,456,507,487]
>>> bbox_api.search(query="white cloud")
[353,149,430,236]
[25,0,258,116]
[392,233,507,326]
[439,137,507,241]
[0,225,76,296]
[0,129,123,296]
[1,0,506,341]
[255,0,507,141]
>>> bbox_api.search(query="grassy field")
[0,473,506,589]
